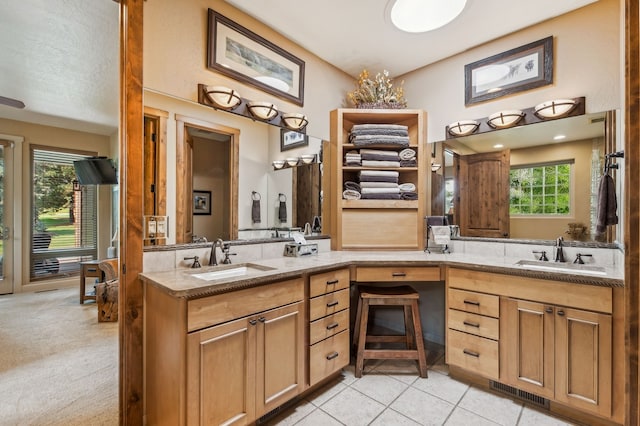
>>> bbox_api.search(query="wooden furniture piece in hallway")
[79,259,104,304]
[354,285,428,378]
[97,259,119,322]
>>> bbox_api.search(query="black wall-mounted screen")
[73,157,118,185]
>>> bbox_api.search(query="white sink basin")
[515,260,607,276]
[189,263,275,281]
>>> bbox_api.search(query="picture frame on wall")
[464,36,553,105]
[207,9,305,106]
[193,190,211,215]
[280,129,309,152]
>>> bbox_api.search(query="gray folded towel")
[361,193,401,200]
[400,159,417,167]
[344,181,361,191]
[401,192,418,200]
[595,174,618,235]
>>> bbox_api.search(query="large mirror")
[142,90,326,246]
[431,110,620,243]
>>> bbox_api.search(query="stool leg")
[403,305,416,349]
[355,299,370,378]
[411,300,428,378]
[353,295,363,351]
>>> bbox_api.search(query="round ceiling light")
[390,0,467,33]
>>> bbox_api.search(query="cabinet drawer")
[448,309,499,340]
[447,329,499,380]
[310,309,349,345]
[310,268,350,298]
[187,278,303,332]
[448,288,499,318]
[309,289,350,322]
[309,329,350,386]
[356,266,440,282]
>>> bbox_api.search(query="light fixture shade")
[487,110,525,129]
[286,157,299,167]
[534,99,577,119]
[205,86,242,110]
[431,163,442,172]
[300,154,315,164]
[272,160,285,169]
[447,120,479,137]
[282,112,308,130]
[247,101,278,120]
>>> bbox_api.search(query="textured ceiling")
[0,0,598,135]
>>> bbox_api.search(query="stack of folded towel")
[360,148,400,168]
[398,182,418,200]
[358,170,400,199]
[349,124,410,147]
[344,150,361,166]
[399,148,417,167]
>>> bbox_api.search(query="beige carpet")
[0,287,119,425]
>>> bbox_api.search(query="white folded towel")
[361,187,400,194]
[430,226,451,245]
[361,160,401,168]
[399,148,416,160]
[342,189,361,200]
[398,182,416,192]
[359,170,399,178]
[360,182,399,188]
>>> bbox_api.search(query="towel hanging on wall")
[278,193,287,223]
[251,191,261,224]
[595,173,618,236]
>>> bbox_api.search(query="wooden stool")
[353,285,428,378]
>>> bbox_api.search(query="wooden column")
[119,0,144,424]
[625,0,640,424]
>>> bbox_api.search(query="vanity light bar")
[487,110,525,129]
[534,99,578,119]
[447,120,479,137]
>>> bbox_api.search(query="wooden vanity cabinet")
[446,267,622,424]
[144,278,305,426]
[308,268,351,386]
[502,298,612,418]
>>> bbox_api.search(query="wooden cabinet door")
[502,298,555,399]
[555,307,612,417]
[256,302,305,417]
[187,316,256,426]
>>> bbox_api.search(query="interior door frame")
[0,137,18,294]
[175,114,239,243]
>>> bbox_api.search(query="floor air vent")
[490,381,550,409]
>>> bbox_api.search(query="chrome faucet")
[208,238,224,266]
[554,236,565,262]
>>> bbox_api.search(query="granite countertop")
[139,250,624,299]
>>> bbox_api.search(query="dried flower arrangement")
[347,69,407,109]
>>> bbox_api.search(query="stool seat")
[354,285,428,378]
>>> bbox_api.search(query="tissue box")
[284,243,318,257]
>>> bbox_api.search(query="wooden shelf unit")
[325,108,428,250]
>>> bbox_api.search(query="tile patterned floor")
[263,349,578,426]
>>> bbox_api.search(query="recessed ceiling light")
[493,144,504,149]
[390,0,467,33]
[554,134,566,141]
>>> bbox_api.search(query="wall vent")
[490,380,550,409]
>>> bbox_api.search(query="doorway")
[175,115,239,243]
[0,140,14,294]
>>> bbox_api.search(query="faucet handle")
[184,255,201,268]
[574,253,593,264]
[533,250,548,261]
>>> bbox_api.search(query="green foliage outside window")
[510,163,571,215]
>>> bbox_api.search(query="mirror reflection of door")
[293,163,321,229]
[143,107,167,245]
[455,149,511,238]
[175,116,238,243]
[0,140,14,294]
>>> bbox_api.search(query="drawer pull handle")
[258,317,266,323]
[463,300,480,306]
[545,307,553,314]
[326,322,339,330]
[326,301,339,307]
[463,320,480,328]
[557,310,565,316]
[249,319,257,326]
[326,351,339,360]
[87,268,98,273]
[326,279,339,285]
[392,272,406,277]
[463,349,480,358]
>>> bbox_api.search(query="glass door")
[0,140,14,294]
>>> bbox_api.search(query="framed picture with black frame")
[193,190,211,215]
[465,36,553,105]
[280,129,308,152]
